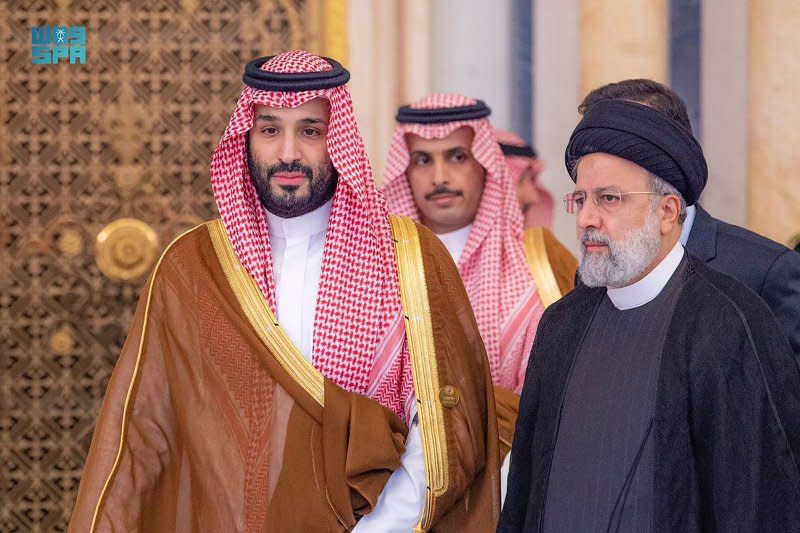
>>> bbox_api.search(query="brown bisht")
[68,216,500,532]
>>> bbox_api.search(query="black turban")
[565,100,708,205]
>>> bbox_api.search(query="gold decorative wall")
[0,1,324,530]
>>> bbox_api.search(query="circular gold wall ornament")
[95,218,159,281]
[114,164,143,191]
[57,229,83,256]
[50,327,74,355]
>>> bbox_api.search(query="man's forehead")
[406,126,475,153]
[574,152,649,185]
[253,97,330,121]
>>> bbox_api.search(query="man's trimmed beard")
[248,150,338,218]
[578,210,662,288]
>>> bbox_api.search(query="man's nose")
[431,159,448,186]
[577,198,602,231]
[278,133,300,164]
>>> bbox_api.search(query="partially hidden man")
[382,94,577,476]
[69,51,500,532]
[500,96,800,532]
[493,128,554,230]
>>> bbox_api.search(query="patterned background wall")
[0,1,322,530]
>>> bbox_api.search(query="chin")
[275,184,307,195]
[433,214,458,226]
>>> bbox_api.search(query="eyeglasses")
[563,188,663,214]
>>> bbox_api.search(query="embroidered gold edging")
[523,227,563,308]
[389,215,448,532]
[206,219,324,406]
[89,223,206,533]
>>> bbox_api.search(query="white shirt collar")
[606,239,685,310]
[436,224,472,264]
[679,204,697,245]
[265,199,332,239]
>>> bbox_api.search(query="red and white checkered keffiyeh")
[210,50,413,420]
[383,94,544,392]
[494,128,555,229]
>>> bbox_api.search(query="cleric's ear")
[659,194,682,235]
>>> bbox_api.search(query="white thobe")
[436,224,472,264]
[265,201,426,531]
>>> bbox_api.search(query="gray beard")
[578,212,662,288]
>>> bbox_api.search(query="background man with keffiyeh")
[68,51,501,532]
[382,94,577,500]
[493,128,554,231]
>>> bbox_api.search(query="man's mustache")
[425,186,462,201]
[264,161,314,181]
[581,229,611,246]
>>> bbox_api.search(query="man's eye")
[262,127,278,135]
[574,196,585,207]
[302,128,321,137]
[600,194,619,204]
[451,152,467,162]
[412,155,430,166]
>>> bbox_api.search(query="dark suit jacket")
[686,204,800,363]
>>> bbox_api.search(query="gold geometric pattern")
[0,2,322,530]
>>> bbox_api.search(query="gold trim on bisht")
[523,227,564,308]
[90,223,206,533]
[207,219,325,406]
[389,215,448,532]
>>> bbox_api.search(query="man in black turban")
[576,79,800,363]
[499,79,800,533]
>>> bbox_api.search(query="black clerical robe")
[499,257,800,533]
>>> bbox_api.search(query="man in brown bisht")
[382,96,576,489]
[69,50,500,532]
